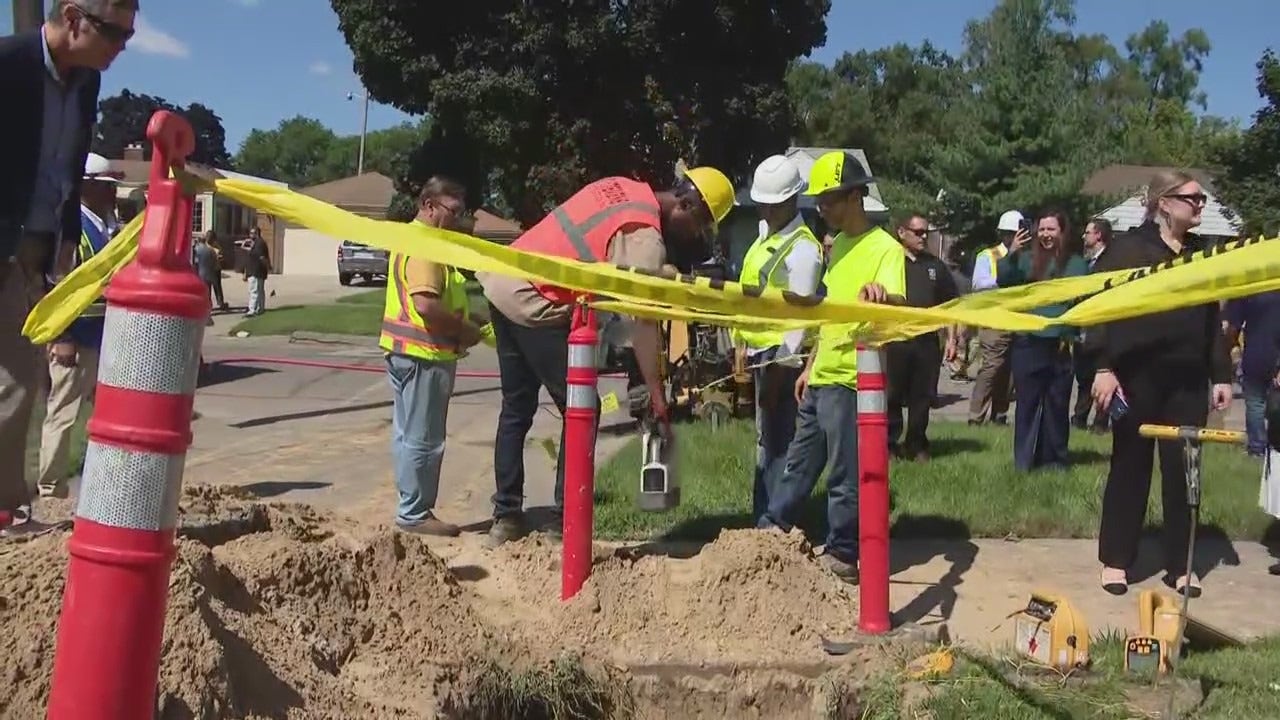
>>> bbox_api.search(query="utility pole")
[346,90,370,176]
[14,0,44,32]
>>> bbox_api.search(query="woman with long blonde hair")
[1088,169,1234,597]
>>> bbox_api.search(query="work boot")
[397,514,460,538]
[540,514,563,542]
[486,514,524,548]
[0,505,35,538]
[821,554,859,585]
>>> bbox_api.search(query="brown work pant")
[0,237,51,511]
[967,328,1012,423]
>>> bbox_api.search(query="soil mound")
[0,488,497,719]
[498,529,860,665]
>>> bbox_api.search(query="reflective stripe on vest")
[378,253,470,361]
[977,243,1008,284]
[78,209,110,318]
[732,223,822,351]
[511,178,662,305]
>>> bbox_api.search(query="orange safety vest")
[511,177,663,305]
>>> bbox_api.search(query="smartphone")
[1108,393,1129,422]
[1019,217,1033,235]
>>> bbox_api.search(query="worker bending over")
[37,153,121,501]
[733,155,823,523]
[479,167,734,547]
[758,152,905,583]
[380,177,485,537]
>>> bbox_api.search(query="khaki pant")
[968,328,1012,422]
[38,345,99,495]
[0,237,50,511]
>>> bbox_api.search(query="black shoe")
[991,415,1009,425]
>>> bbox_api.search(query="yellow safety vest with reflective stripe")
[379,254,471,361]
[77,228,107,318]
[975,243,1008,286]
[731,222,822,350]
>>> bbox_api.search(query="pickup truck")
[337,240,389,285]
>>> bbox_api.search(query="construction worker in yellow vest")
[966,209,1029,425]
[757,151,906,584]
[379,176,485,537]
[732,155,823,524]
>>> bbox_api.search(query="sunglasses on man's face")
[74,5,135,44]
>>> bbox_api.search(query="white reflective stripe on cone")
[567,384,597,410]
[857,391,887,414]
[855,348,883,373]
[76,441,185,531]
[98,307,205,396]
[568,343,596,369]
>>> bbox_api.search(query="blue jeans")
[1243,376,1269,456]
[247,276,266,314]
[386,353,457,525]
[1010,336,1073,471]
[751,348,801,524]
[759,384,859,564]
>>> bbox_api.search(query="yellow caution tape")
[25,173,1280,346]
[23,213,144,343]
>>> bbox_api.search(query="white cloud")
[309,61,333,76]
[130,16,190,58]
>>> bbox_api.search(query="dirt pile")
[495,529,860,665]
[0,487,499,720]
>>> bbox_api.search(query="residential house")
[109,144,290,269]
[280,171,523,276]
[1083,164,1243,241]
[719,146,890,276]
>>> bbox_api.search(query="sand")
[0,487,874,719]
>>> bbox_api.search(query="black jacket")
[1084,220,1232,384]
[0,29,101,250]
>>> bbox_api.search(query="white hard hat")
[83,153,120,183]
[749,154,806,205]
[996,210,1025,232]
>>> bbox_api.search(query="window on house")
[191,199,205,234]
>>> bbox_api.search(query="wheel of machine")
[700,400,731,430]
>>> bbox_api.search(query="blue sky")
[5,0,1276,155]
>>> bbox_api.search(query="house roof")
[1086,164,1241,237]
[107,159,287,188]
[1082,164,1218,196]
[731,147,889,213]
[300,171,523,237]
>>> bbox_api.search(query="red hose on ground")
[209,356,627,379]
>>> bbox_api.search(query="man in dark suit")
[0,0,137,534]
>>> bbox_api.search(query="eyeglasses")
[905,226,929,236]
[73,4,135,44]
[1167,192,1207,206]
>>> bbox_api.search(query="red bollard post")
[47,111,205,720]
[561,302,599,600]
[856,345,891,634]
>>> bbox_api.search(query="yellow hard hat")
[683,166,735,225]
[804,151,875,196]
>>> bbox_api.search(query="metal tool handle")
[1138,424,1247,445]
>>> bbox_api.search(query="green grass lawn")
[593,419,1271,542]
[855,632,1280,719]
[231,282,487,337]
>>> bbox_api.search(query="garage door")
[282,227,342,276]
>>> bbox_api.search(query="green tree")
[234,116,341,188]
[330,0,830,225]
[94,90,233,167]
[1215,50,1280,236]
[1125,20,1212,112]
[924,0,1116,246]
